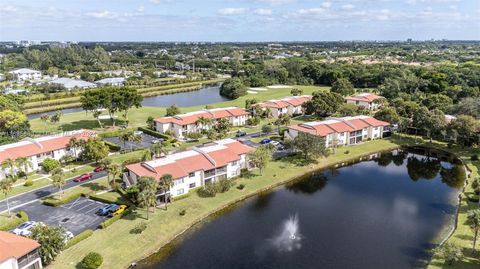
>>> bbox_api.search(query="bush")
[137,127,170,140]
[216,179,233,193]
[42,193,82,207]
[42,158,61,173]
[262,124,273,134]
[0,211,28,231]
[125,185,140,203]
[99,209,131,229]
[220,77,247,99]
[65,229,93,249]
[104,141,121,152]
[130,222,147,234]
[179,209,186,216]
[197,183,218,198]
[472,154,479,161]
[80,252,103,269]
[237,184,245,190]
[186,132,203,139]
[24,179,33,187]
[240,168,255,179]
[344,150,350,154]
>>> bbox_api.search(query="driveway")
[104,133,158,151]
[0,170,107,213]
[19,197,109,235]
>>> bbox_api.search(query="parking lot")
[104,133,158,151]
[20,197,109,235]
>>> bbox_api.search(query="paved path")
[0,170,107,213]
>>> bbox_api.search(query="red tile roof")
[0,130,95,163]
[255,95,312,109]
[154,107,249,126]
[0,231,40,261]
[345,93,383,103]
[288,116,389,137]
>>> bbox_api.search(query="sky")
[0,0,479,41]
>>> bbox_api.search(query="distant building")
[123,139,254,200]
[95,77,125,87]
[445,114,457,123]
[155,107,250,139]
[253,95,312,118]
[51,77,96,90]
[286,115,390,147]
[8,68,42,82]
[0,130,94,180]
[345,93,384,110]
[4,88,27,95]
[0,73,5,81]
[0,231,42,269]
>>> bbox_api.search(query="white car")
[62,230,74,243]
[133,130,143,136]
[12,221,39,236]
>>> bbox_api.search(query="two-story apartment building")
[155,107,250,139]
[8,69,42,82]
[286,115,389,148]
[123,139,253,201]
[345,93,384,110]
[0,231,42,269]
[253,95,312,118]
[0,130,94,179]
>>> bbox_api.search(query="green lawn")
[0,178,52,201]
[49,138,401,269]
[29,85,328,133]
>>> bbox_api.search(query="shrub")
[344,150,350,154]
[99,209,131,229]
[137,127,170,140]
[42,193,82,207]
[104,141,121,151]
[262,124,273,134]
[197,183,218,198]
[80,252,103,269]
[237,184,245,190]
[0,211,28,231]
[24,179,33,187]
[216,179,232,193]
[179,209,186,216]
[42,158,61,173]
[472,154,479,161]
[65,229,93,249]
[125,185,140,203]
[240,168,255,179]
[186,132,203,139]
[130,222,147,234]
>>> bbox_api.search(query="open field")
[29,85,328,133]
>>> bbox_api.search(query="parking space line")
[66,197,84,209]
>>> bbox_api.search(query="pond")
[27,84,228,119]
[137,147,465,269]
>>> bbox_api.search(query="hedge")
[64,229,93,249]
[42,193,82,207]
[99,208,132,229]
[137,127,170,140]
[0,211,28,231]
[104,141,121,152]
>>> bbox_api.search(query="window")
[174,178,184,186]
[231,160,238,166]
[176,188,184,195]
[189,183,196,188]
[189,172,195,178]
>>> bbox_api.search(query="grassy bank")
[49,138,401,269]
[29,85,327,133]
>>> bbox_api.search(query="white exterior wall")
[12,72,41,82]
[0,256,42,269]
[346,100,380,111]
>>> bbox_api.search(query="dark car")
[74,173,93,182]
[235,130,247,137]
[93,167,104,172]
[96,204,119,216]
[260,138,272,144]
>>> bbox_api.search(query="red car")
[74,173,93,182]
[93,167,104,172]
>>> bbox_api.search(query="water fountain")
[270,214,302,252]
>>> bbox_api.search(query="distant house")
[0,231,42,269]
[345,93,384,110]
[95,77,125,86]
[8,68,42,82]
[4,88,27,95]
[253,95,312,118]
[0,129,94,180]
[155,107,250,139]
[123,139,254,200]
[445,114,457,123]
[51,77,97,90]
[0,73,5,81]
[286,115,390,147]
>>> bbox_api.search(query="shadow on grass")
[281,154,318,167]
[82,182,108,193]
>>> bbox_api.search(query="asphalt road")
[0,170,108,213]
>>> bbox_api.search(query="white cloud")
[85,10,118,19]
[341,4,355,10]
[321,2,332,8]
[149,0,174,4]
[254,8,273,16]
[137,6,145,12]
[1,5,18,12]
[256,0,294,5]
[218,8,247,16]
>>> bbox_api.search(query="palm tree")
[120,132,140,151]
[0,179,14,216]
[16,157,33,180]
[131,134,142,151]
[67,137,82,162]
[159,174,173,210]
[1,158,17,181]
[196,116,213,134]
[51,174,65,199]
[150,143,167,159]
[106,163,121,189]
[40,114,50,133]
[468,209,480,252]
[137,176,159,220]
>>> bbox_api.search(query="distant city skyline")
[1,0,479,41]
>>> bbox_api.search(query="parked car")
[12,221,39,236]
[62,230,74,243]
[133,130,143,136]
[235,130,247,137]
[151,138,164,144]
[96,204,119,216]
[93,167,104,172]
[110,205,128,217]
[260,138,272,144]
[74,173,93,182]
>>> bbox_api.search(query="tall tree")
[137,176,159,219]
[196,116,213,133]
[29,225,67,265]
[80,138,109,163]
[51,172,65,199]
[165,105,181,116]
[330,78,355,96]
[159,174,173,210]
[247,146,273,175]
[116,87,143,125]
[303,91,344,118]
[106,163,121,189]
[1,158,17,180]
[67,137,82,162]
[0,178,14,216]
[292,132,328,161]
[40,114,50,133]
[468,209,480,252]
[15,157,33,180]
